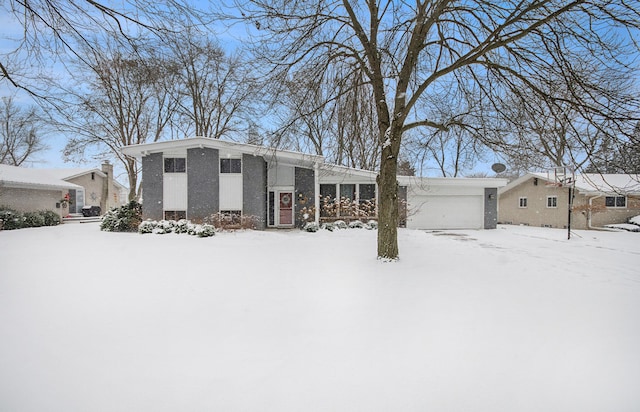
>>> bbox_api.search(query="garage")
[399,176,507,230]
[406,194,484,230]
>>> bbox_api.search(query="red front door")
[279,192,293,225]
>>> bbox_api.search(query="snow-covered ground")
[1,223,639,411]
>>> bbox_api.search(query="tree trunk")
[377,126,401,260]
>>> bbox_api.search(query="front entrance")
[278,191,293,226]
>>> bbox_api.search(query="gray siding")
[187,148,219,222]
[242,154,267,229]
[294,167,315,228]
[484,187,498,229]
[141,153,163,220]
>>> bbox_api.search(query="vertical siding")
[141,153,163,220]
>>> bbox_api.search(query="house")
[0,162,127,218]
[498,172,640,230]
[121,137,507,230]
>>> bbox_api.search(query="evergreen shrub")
[100,200,142,232]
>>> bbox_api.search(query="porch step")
[62,214,102,224]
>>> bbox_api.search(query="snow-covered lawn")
[1,223,639,411]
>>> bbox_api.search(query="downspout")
[314,161,320,226]
[588,194,603,229]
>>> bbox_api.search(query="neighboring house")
[0,162,127,218]
[122,137,506,230]
[498,172,640,230]
[38,161,127,214]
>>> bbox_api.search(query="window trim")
[220,158,242,174]
[605,195,627,208]
[546,196,558,208]
[164,157,186,173]
[518,197,528,208]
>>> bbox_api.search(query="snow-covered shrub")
[629,215,640,226]
[173,219,190,234]
[138,220,157,234]
[0,208,24,230]
[366,220,378,230]
[322,222,335,232]
[194,224,216,237]
[23,212,45,227]
[303,222,319,232]
[152,220,174,234]
[100,201,142,232]
[40,210,61,226]
[349,220,365,229]
[333,220,348,229]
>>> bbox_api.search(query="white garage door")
[407,195,484,230]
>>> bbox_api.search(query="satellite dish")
[491,163,507,173]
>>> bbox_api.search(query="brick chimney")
[101,160,114,212]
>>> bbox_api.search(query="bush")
[205,212,261,230]
[348,220,365,229]
[23,212,45,228]
[138,220,157,234]
[194,224,216,238]
[0,208,24,230]
[100,200,142,232]
[303,222,319,232]
[41,210,61,226]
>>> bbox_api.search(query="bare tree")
[0,95,47,166]
[1,0,205,98]
[168,30,259,139]
[226,1,640,259]
[58,40,181,200]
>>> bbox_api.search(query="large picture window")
[164,158,186,173]
[220,158,242,174]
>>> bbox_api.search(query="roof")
[0,164,83,191]
[38,167,127,191]
[121,137,325,167]
[398,175,508,188]
[499,172,640,195]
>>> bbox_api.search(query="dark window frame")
[220,158,242,174]
[164,158,186,173]
[605,196,627,208]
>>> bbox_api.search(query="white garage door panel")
[408,195,483,229]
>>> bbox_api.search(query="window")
[605,196,626,208]
[164,210,186,220]
[359,184,376,203]
[91,172,95,181]
[547,196,557,208]
[220,158,242,174]
[519,197,527,208]
[320,184,337,200]
[164,158,186,173]
[340,184,356,200]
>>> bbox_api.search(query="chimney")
[101,160,114,212]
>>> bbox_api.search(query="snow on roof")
[121,137,325,167]
[500,172,640,195]
[573,174,640,194]
[0,164,83,190]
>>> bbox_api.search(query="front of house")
[121,137,507,230]
[498,172,640,230]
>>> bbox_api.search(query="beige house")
[0,161,127,218]
[499,173,640,230]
